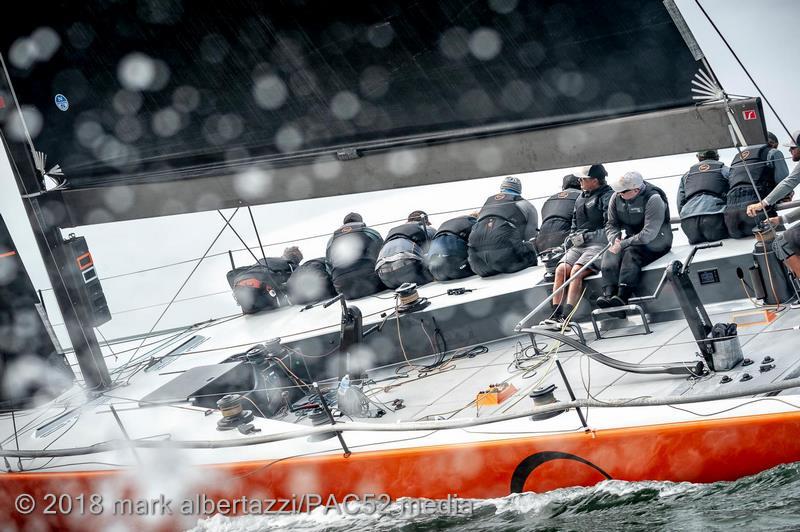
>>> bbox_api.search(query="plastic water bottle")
[337,374,350,398]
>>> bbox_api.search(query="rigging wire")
[113,208,242,384]
[694,0,793,139]
[35,155,798,292]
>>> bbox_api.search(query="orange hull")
[4,411,800,530]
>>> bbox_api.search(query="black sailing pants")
[680,214,728,245]
[601,245,670,292]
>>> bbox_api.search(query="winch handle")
[322,293,344,309]
[683,241,723,274]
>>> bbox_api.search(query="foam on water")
[188,462,800,532]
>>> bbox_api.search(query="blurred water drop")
[275,125,303,152]
[30,27,60,61]
[9,38,38,69]
[330,91,361,120]
[287,174,313,200]
[113,90,143,115]
[172,85,200,113]
[359,66,390,99]
[5,105,43,141]
[118,53,157,91]
[233,167,273,201]
[469,28,502,61]
[152,108,182,137]
[312,156,342,180]
[439,27,470,60]
[366,22,394,48]
[386,149,420,176]
[253,75,288,110]
[501,80,533,112]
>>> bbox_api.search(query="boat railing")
[514,242,612,331]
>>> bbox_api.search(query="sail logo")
[54,94,69,111]
[76,252,97,283]
[742,109,757,121]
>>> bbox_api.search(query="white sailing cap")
[610,171,644,193]
[784,130,800,148]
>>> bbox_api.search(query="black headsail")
[0,0,765,225]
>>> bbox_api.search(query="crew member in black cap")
[677,149,730,244]
[541,164,613,328]
[326,212,385,299]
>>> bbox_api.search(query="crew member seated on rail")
[376,210,436,289]
[535,174,582,281]
[286,257,337,305]
[468,176,539,277]
[598,171,673,310]
[227,246,303,314]
[746,130,800,221]
[326,212,385,299]
[425,213,477,281]
[677,149,730,244]
[541,164,613,329]
[724,141,789,238]
[766,131,800,276]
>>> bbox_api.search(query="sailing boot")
[595,285,617,309]
[607,284,632,319]
[608,284,632,308]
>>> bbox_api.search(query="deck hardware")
[742,358,753,366]
[555,360,588,430]
[720,375,733,384]
[312,382,351,457]
[762,356,774,364]
[237,423,260,435]
[529,384,566,421]
[740,373,752,382]
[447,287,473,296]
[109,405,142,465]
[759,364,775,373]
[216,394,254,431]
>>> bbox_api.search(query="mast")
[0,59,111,391]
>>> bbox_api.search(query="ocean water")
[188,462,800,531]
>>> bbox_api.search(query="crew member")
[326,213,385,299]
[286,257,336,305]
[376,210,436,289]
[227,246,304,313]
[724,139,789,238]
[535,174,582,253]
[425,213,477,281]
[676,149,730,244]
[746,130,800,220]
[765,131,800,275]
[599,171,673,309]
[468,176,538,277]
[541,164,613,328]
[535,174,582,282]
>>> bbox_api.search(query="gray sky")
[1,0,798,345]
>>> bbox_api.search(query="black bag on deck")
[226,264,283,314]
[286,258,336,305]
